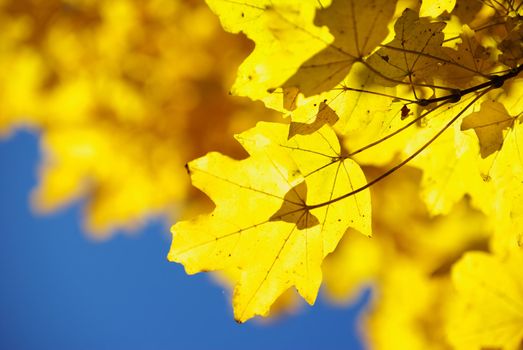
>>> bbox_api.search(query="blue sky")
[0,130,368,350]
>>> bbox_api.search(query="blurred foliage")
[0,0,276,236]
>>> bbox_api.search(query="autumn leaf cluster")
[168,0,523,348]
[1,0,523,349]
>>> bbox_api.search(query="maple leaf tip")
[304,295,317,306]
[184,265,202,275]
[233,308,249,324]
[166,249,177,262]
[165,253,173,262]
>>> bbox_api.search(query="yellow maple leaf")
[168,121,371,322]
[213,268,303,320]
[461,100,515,158]
[447,250,523,350]
[204,0,332,101]
[366,8,446,91]
[434,25,497,89]
[283,0,397,96]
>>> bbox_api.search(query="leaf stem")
[345,65,522,157]
[346,100,450,157]
[416,64,523,106]
[307,89,490,210]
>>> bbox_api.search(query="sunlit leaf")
[461,100,515,158]
[283,0,397,96]
[205,0,332,101]
[168,122,371,322]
